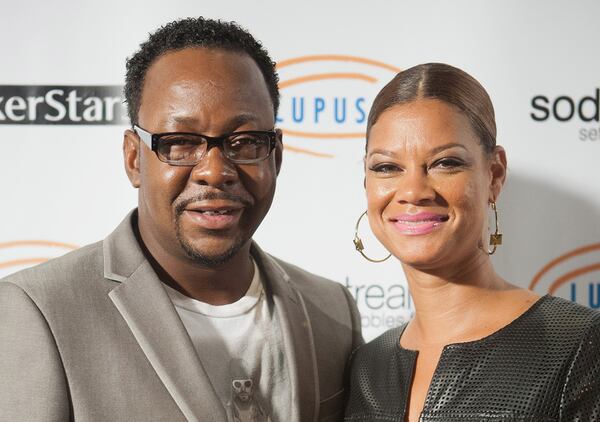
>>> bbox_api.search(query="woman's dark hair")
[367,63,496,154]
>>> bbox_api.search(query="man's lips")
[182,201,244,230]
[389,212,449,235]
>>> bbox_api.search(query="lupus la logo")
[0,240,78,278]
[529,243,600,309]
[276,55,400,157]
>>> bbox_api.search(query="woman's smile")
[389,212,450,235]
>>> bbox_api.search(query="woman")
[344,63,600,421]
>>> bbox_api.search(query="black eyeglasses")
[134,125,278,166]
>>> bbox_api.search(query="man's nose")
[395,169,436,205]
[189,146,238,187]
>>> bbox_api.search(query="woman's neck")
[401,251,536,347]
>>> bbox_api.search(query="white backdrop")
[1,0,599,341]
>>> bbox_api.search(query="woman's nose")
[395,169,436,205]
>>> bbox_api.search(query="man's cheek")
[238,169,269,195]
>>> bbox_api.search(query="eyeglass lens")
[156,132,271,164]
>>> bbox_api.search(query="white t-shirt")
[163,260,291,422]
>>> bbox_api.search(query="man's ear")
[489,145,507,202]
[274,128,283,176]
[123,129,141,188]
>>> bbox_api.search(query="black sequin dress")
[344,295,600,421]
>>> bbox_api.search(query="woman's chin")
[391,246,450,271]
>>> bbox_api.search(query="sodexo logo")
[529,243,600,309]
[275,55,400,157]
[0,240,78,278]
[0,85,126,125]
[530,89,600,141]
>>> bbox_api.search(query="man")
[0,18,362,422]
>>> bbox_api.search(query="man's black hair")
[124,17,280,126]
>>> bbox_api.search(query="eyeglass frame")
[133,125,279,166]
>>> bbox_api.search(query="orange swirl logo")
[0,240,78,278]
[529,243,600,308]
[276,55,400,157]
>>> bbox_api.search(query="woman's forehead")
[367,99,480,155]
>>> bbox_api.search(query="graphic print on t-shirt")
[163,261,290,422]
[228,358,271,422]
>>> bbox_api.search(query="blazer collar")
[103,209,145,283]
[104,211,318,422]
[104,211,226,421]
[252,243,319,422]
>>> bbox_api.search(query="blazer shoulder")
[270,255,344,294]
[0,240,105,299]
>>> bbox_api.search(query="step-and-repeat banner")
[1,0,598,340]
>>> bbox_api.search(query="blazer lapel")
[252,243,319,422]
[104,212,227,421]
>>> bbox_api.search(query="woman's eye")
[433,158,465,169]
[369,163,400,173]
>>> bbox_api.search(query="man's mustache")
[174,191,253,216]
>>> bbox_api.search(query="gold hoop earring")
[487,202,502,255]
[353,211,391,263]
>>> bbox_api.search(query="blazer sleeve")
[340,284,364,351]
[559,318,600,421]
[0,282,70,422]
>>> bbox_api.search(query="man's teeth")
[200,209,232,215]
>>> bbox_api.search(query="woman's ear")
[489,145,507,202]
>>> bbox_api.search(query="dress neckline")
[397,294,550,353]
[394,294,551,421]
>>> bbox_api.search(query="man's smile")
[182,201,245,230]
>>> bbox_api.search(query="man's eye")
[170,138,192,146]
[162,135,201,147]
[230,136,259,148]
[166,136,198,145]
[159,136,201,160]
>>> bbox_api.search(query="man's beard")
[175,224,245,267]
[173,191,252,267]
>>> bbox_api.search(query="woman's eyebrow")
[367,148,397,158]
[429,143,469,155]
[367,143,468,158]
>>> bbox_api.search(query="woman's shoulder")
[540,297,600,417]
[352,324,407,359]
[532,295,600,337]
[349,323,415,375]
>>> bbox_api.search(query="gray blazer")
[0,212,362,422]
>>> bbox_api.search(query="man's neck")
[134,223,255,306]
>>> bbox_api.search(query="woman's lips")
[390,212,449,236]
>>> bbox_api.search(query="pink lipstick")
[390,212,449,236]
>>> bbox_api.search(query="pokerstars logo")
[276,55,400,157]
[530,89,600,142]
[0,85,126,125]
[0,240,77,278]
[529,243,600,309]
